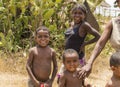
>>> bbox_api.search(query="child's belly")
[32,63,51,81]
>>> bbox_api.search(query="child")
[105,52,120,87]
[58,49,91,87]
[65,4,100,60]
[26,26,58,87]
[58,3,100,80]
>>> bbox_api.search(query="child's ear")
[111,66,116,71]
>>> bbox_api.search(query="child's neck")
[66,70,76,73]
[113,73,120,80]
[37,44,48,48]
[74,21,83,27]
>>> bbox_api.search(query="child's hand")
[40,83,49,87]
[45,79,53,87]
[35,80,41,87]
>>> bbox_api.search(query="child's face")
[35,30,50,47]
[64,53,79,72]
[72,8,85,24]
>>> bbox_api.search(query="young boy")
[105,52,120,87]
[26,26,58,87]
[58,49,90,87]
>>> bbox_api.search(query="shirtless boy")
[105,52,120,87]
[58,49,90,87]
[26,26,58,87]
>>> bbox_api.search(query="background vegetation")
[0,0,103,57]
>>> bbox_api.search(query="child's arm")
[81,22,100,46]
[26,48,41,87]
[58,74,66,87]
[46,49,58,87]
[51,49,58,81]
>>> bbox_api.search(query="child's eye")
[38,36,42,38]
[74,12,77,14]
[44,35,49,38]
[73,60,77,62]
[66,61,71,63]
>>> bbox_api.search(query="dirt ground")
[0,42,114,87]
[0,54,113,87]
[0,69,112,87]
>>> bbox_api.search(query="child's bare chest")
[34,48,52,61]
[112,80,120,87]
[66,73,83,87]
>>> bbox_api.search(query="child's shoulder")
[49,47,56,57]
[50,47,56,53]
[29,46,37,52]
[81,21,91,27]
[62,70,71,76]
[60,71,67,78]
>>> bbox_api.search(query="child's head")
[62,49,79,72]
[71,4,87,24]
[35,26,50,47]
[110,52,120,77]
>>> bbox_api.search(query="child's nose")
[41,36,46,39]
[70,62,74,65]
[75,13,80,17]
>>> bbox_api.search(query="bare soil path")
[0,69,112,87]
[0,72,27,87]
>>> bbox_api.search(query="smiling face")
[63,53,79,72]
[72,8,85,24]
[35,29,50,47]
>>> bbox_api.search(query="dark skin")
[26,29,58,87]
[59,70,83,87]
[71,8,100,53]
[79,22,100,49]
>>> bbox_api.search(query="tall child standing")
[65,3,100,62]
[26,26,58,87]
[58,4,100,79]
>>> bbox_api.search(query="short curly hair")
[71,4,87,16]
[62,49,79,62]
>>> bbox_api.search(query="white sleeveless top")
[109,17,120,52]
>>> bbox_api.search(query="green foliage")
[0,0,103,58]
